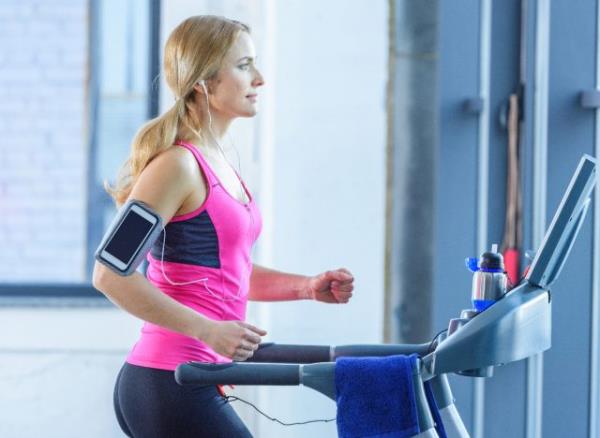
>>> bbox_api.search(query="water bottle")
[465,244,507,312]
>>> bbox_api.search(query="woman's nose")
[253,68,265,87]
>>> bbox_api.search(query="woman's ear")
[193,80,207,95]
[194,79,215,95]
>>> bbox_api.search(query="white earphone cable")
[157,81,256,301]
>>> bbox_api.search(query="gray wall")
[434,1,599,437]
[543,1,595,437]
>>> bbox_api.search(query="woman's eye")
[238,64,250,71]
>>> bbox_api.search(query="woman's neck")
[184,102,233,151]
[183,130,228,160]
[204,113,232,142]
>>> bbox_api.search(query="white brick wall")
[0,0,88,282]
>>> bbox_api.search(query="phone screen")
[104,209,155,264]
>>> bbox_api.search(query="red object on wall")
[501,94,522,290]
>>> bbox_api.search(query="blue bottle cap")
[466,257,479,272]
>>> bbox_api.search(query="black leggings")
[113,362,252,438]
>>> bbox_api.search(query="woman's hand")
[202,320,267,361]
[303,268,354,304]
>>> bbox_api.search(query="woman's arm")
[94,147,210,337]
[248,264,355,303]
[247,264,310,301]
[93,265,212,339]
[94,264,264,359]
[93,147,266,360]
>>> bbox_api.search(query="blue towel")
[335,354,420,438]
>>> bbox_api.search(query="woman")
[92,15,355,438]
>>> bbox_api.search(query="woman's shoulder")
[132,145,199,197]
[146,144,198,178]
[128,144,207,222]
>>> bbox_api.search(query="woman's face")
[207,32,264,119]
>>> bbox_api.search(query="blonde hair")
[106,15,250,206]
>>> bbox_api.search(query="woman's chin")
[240,107,258,117]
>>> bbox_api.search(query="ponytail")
[105,100,183,207]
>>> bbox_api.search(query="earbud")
[198,80,208,94]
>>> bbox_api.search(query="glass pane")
[0,1,89,283]
[90,0,151,280]
[0,0,152,286]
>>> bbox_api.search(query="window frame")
[0,0,161,303]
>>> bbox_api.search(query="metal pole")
[472,0,492,436]
[589,1,600,436]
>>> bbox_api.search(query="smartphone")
[96,201,162,275]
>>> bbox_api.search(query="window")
[0,0,160,300]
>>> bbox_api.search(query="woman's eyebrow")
[237,56,257,63]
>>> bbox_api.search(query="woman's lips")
[247,94,257,102]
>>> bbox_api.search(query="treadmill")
[175,154,597,438]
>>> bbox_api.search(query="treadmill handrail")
[248,342,433,364]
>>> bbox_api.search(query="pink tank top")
[126,141,262,371]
